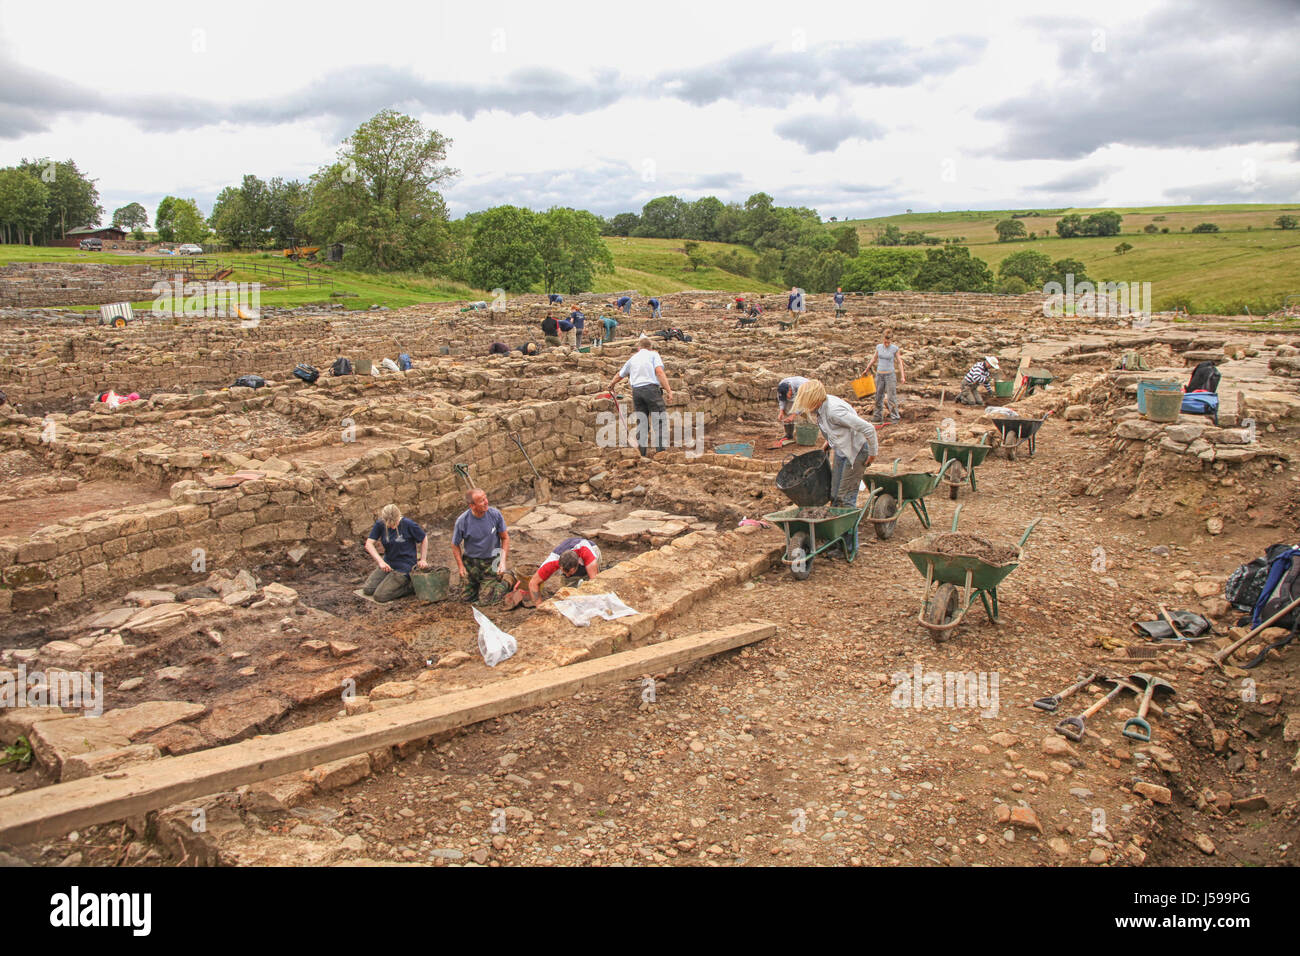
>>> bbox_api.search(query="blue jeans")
[652,306,661,319]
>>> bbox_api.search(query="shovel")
[508,432,550,504]
[1122,673,1175,742]
[1055,675,1142,742]
[1033,672,1101,713]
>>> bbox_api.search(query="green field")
[835,204,1300,313]
[0,237,772,311]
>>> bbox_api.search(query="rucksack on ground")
[1242,545,1300,667]
[1186,360,1221,394]
[398,353,412,371]
[1181,392,1219,421]
[1224,543,1294,612]
[331,357,353,376]
[293,363,319,384]
[232,374,265,389]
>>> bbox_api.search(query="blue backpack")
[398,353,412,371]
[1181,392,1218,421]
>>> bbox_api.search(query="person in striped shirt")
[959,356,1000,405]
[527,537,602,602]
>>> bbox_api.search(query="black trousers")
[632,384,667,454]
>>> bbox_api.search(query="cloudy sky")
[1,0,1297,224]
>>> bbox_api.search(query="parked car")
[79,238,102,251]
[177,243,204,255]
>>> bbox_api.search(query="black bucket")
[776,449,832,507]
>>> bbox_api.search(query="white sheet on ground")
[551,592,638,627]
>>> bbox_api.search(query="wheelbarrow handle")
[891,457,900,475]
[1122,717,1152,742]
[1018,517,1043,549]
[934,456,960,483]
[949,503,963,532]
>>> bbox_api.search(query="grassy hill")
[834,204,1300,313]
[0,236,773,311]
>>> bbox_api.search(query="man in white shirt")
[608,334,674,456]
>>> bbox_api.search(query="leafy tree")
[636,196,687,238]
[111,202,149,232]
[467,205,542,291]
[1274,214,1298,230]
[840,248,924,292]
[1190,222,1219,233]
[170,198,209,243]
[912,246,994,293]
[536,207,614,292]
[17,158,101,241]
[683,197,724,242]
[1143,223,1159,234]
[874,223,903,246]
[1055,213,1083,238]
[1081,211,1122,236]
[831,225,860,258]
[754,249,783,284]
[301,110,456,271]
[1044,257,1090,287]
[712,249,752,277]
[155,197,178,242]
[607,212,640,236]
[1114,241,1134,255]
[210,175,270,249]
[682,240,708,271]
[264,178,309,247]
[995,219,1027,242]
[998,249,1052,287]
[996,275,1029,294]
[0,167,49,244]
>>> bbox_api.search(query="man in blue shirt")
[548,294,564,305]
[452,488,511,605]
[570,307,585,348]
[648,296,662,320]
[616,295,632,315]
[363,504,429,603]
[833,287,846,317]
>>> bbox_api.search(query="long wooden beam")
[0,620,775,845]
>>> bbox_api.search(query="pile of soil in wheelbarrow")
[795,506,836,519]
[921,533,1020,565]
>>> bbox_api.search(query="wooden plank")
[0,620,775,846]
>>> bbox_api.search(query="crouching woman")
[790,379,877,508]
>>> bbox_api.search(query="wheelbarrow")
[991,412,1050,461]
[930,431,993,499]
[1024,371,1054,396]
[905,505,1042,642]
[762,504,867,580]
[860,456,960,541]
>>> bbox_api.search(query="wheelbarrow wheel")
[789,531,812,580]
[872,493,898,540]
[924,584,960,641]
[945,461,966,500]
[1004,443,1017,461]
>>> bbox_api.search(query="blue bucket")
[1137,379,1179,414]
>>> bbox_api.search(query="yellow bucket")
[851,374,876,398]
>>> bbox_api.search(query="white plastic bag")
[551,592,638,627]
[382,358,399,372]
[473,607,517,666]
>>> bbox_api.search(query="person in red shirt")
[527,537,601,602]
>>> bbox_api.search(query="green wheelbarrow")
[930,431,993,499]
[905,505,1042,642]
[1024,370,1054,396]
[762,504,867,580]
[860,456,960,541]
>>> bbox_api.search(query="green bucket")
[1143,388,1182,423]
[410,567,451,603]
[354,358,374,375]
[795,422,820,446]
[993,379,1014,397]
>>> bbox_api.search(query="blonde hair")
[379,504,402,525]
[789,379,826,419]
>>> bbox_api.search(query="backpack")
[1243,546,1300,667]
[331,357,353,376]
[232,374,265,389]
[293,363,319,384]
[398,353,412,371]
[1181,392,1219,420]
[1224,544,1294,611]
[1186,360,1221,394]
